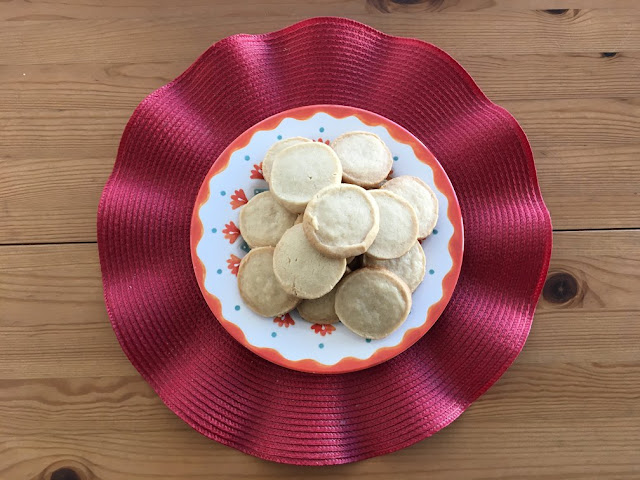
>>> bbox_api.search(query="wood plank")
[2,142,639,244]
[0,382,640,480]
[1,230,638,379]
[2,52,638,117]
[1,0,638,22]
[1,9,639,67]
[1,99,637,156]
[536,144,640,231]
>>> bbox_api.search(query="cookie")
[297,288,340,325]
[262,136,311,184]
[297,266,352,324]
[364,241,426,292]
[273,224,346,299]
[237,247,300,317]
[331,131,393,188]
[303,184,379,258]
[238,191,297,248]
[382,175,438,238]
[335,268,412,339]
[270,142,342,214]
[367,190,418,260]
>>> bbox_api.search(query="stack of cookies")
[237,131,438,340]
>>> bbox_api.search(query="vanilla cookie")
[238,191,297,248]
[335,268,412,339]
[270,142,342,214]
[297,288,340,324]
[297,267,351,324]
[237,247,300,317]
[262,137,311,183]
[331,131,393,188]
[382,176,438,238]
[273,224,346,299]
[367,190,418,260]
[364,241,426,292]
[303,184,379,258]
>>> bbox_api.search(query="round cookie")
[270,142,342,214]
[367,190,418,260]
[331,131,393,188]
[364,241,426,292]
[303,184,379,258]
[273,224,346,299]
[297,267,351,324]
[262,136,311,184]
[297,288,340,324]
[382,175,438,238]
[237,247,300,317]
[335,268,412,339]
[238,191,297,248]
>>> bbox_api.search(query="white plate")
[191,105,463,373]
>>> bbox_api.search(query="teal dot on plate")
[216,269,222,274]
[319,127,325,133]
[244,155,250,161]
[366,339,372,343]
[277,135,282,140]
[234,305,240,311]
[271,332,277,338]
[393,156,398,161]
[429,269,435,275]
[211,228,217,233]
[433,229,438,234]
[220,190,226,196]
[319,343,324,349]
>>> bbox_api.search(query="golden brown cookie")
[367,190,418,260]
[237,247,300,317]
[303,184,379,258]
[335,268,412,339]
[273,224,346,299]
[364,241,426,292]
[382,175,438,238]
[270,142,342,213]
[238,191,297,248]
[331,131,393,188]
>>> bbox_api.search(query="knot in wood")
[543,272,579,304]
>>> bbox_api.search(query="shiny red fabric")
[98,17,552,465]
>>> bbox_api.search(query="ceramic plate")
[191,105,463,374]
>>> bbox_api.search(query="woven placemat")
[98,17,552,465]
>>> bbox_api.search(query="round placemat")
[98,17,552,465]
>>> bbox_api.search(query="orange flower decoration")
[223,221,240,244]
[315,138,331,145]
[311,323,336,336]
[250,163,264,180]
[226,254,241,275]
[273,313,295,328]
[230,189,248,209]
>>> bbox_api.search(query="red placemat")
[98,17,552,465]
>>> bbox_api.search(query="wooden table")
[1,1,639,479]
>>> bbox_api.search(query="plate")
[191,104,463,373]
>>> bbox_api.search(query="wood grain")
[1,1,639,478]
[2,142,639,244]
[0,232,639,477]
[2,8,639,65]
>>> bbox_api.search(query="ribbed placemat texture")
[98,17,552,465]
